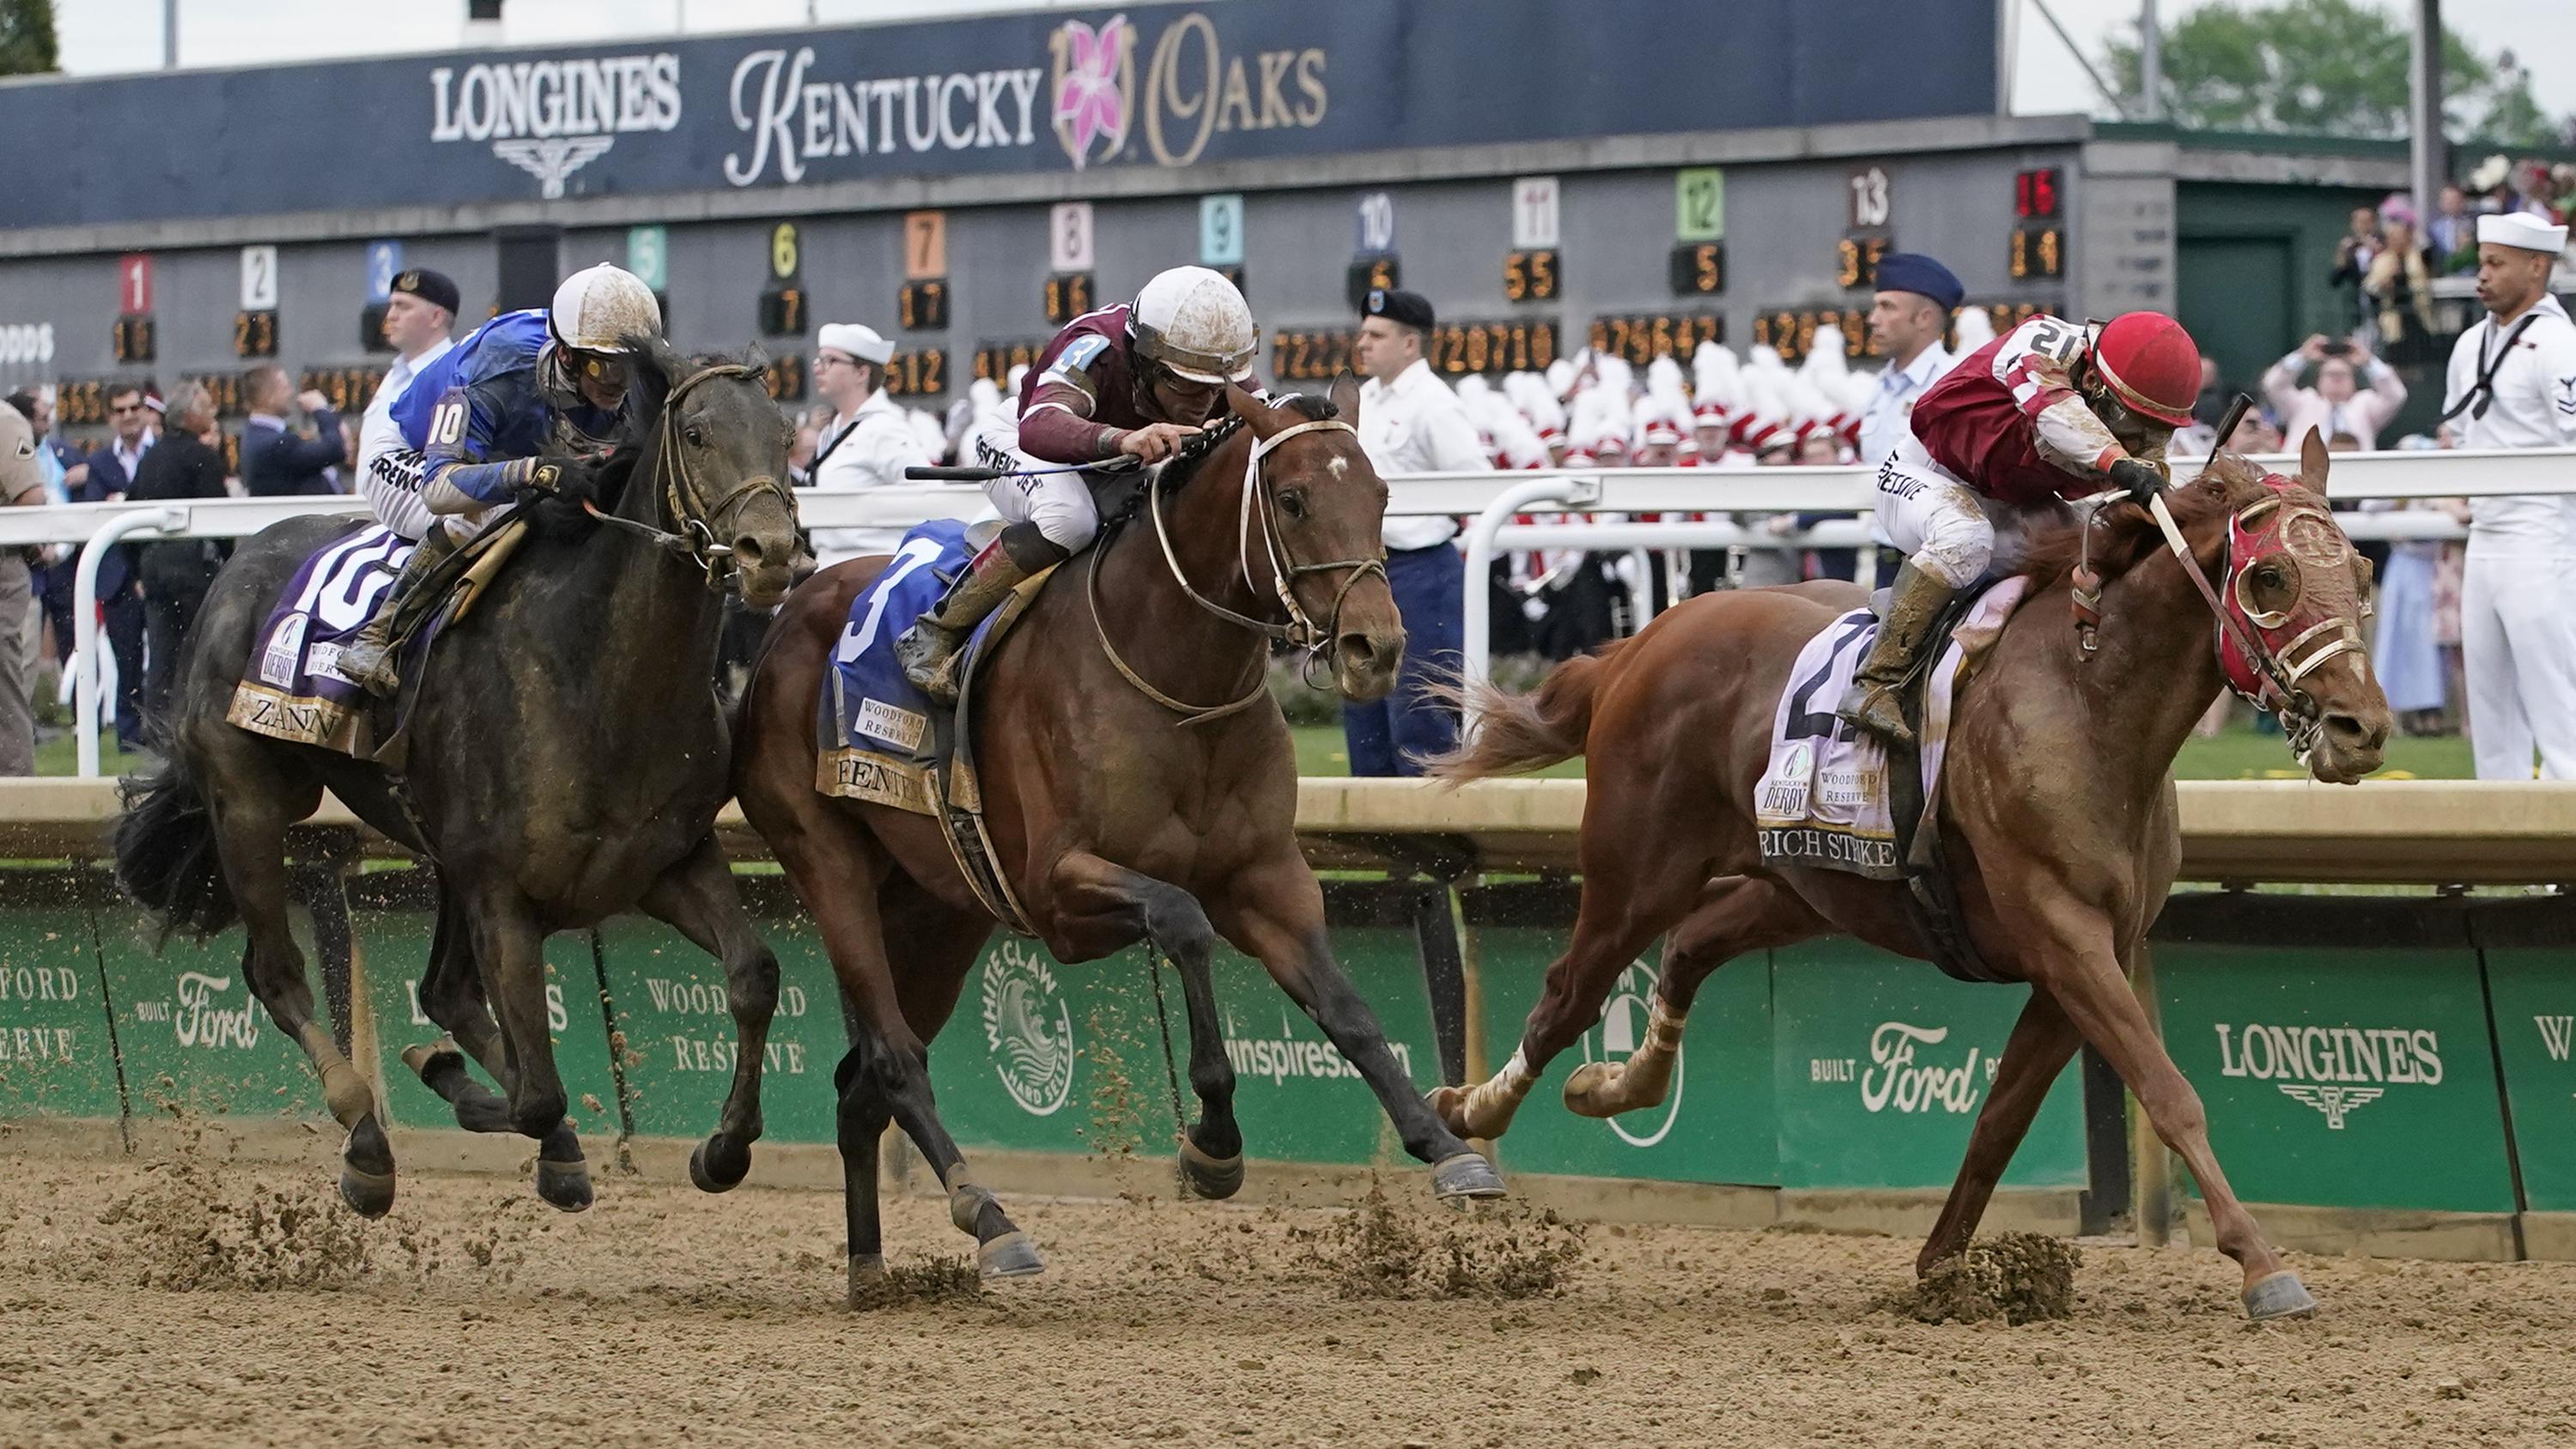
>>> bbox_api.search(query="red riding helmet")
[2088,312,2202,428]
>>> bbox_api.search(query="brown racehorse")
[1426,436,2389,1320]
[734,384,1504,1296]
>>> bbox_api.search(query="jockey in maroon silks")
[895,265,1259,701]
[1840,309,2204,746]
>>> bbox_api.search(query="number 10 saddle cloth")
[1753,575,2029,881]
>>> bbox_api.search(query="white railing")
[42,447,2576,773]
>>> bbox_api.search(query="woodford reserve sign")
[0,0,1997,232]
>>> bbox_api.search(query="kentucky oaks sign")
[0,0,1996,232]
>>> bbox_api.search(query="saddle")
[818,520,1055,936]
[226,520,526,763]
[1752,578,2029,983]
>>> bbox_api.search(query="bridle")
[1087,411,1388,725]
[2075,472,2364,765]
[580,361,793,591]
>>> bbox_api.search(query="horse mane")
[2015,453,2287,594]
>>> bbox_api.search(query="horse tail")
[1424,637,1634,783]
[112,747,237,942]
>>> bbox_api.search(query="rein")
[2078,483,2360,765]
[1086,413,1385,726]
[579,361,792,591]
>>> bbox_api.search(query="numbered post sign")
[1675,168,1724,242]
[1199,193,1245,267]
[1354,192,1395,255]
[1511,176,1559,250]
[626,225,669,292]
[1848,165,1892,229]
[1049,202,1095,274]
[769,222,801,282]
[903,210,947,281]
[364,240,403,303]
[118,253,153,314]
[239,245,278,310]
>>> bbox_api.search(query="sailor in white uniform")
[2445,211,2576,778]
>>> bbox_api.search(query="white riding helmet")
[1128,265,1257,385]
[549,264,663,355]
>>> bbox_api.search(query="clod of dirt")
[96,1160,377,1292]
[1887,1233,2082,1325]
[847,1255,983,1311]
[1290,1178,1586,1300]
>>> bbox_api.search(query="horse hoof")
[1431,1151,1506,1202]
[1562,1062,1625,1118]
[399,1040,465,1079]
[534,1156,594,1213]
[337,1163,397,1220]
[1176,1135,1245,1201]
[845,1253,887,1306]
[690,1135,750,1194]
[975,1231,1046,1282]
[1425,1085,1472,1135]
[2243,1269,2318,1321]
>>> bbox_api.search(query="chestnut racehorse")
[733,384,1504,1298]
[1428,436,2388,1320]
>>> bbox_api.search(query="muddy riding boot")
[1835,562,1959,750]
[894,523,1066,704]
[340,527,461,699]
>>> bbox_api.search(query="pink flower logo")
[1050,16,1132,170]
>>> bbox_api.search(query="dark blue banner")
[3,0,1996,231]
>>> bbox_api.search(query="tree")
[0,0,57,77]
[2103,0,2567,148]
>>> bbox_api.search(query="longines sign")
[4,0,1995,231]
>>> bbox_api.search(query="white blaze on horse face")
[1326,454,1348,481]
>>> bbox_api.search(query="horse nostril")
[1337,633,1381,671]
[2324,712,2384,753]
[732,537,766,569]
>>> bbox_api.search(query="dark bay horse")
[1429,436,2389,1320]
[114,340,799,1219]
[733,384,1504,1294]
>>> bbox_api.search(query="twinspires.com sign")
[3,0,1996,231]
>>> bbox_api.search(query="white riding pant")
[2460,545,2576,780]
[1871,435,1996,588]
[974,417,1099,553]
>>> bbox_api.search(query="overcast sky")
[46,0,2576,120]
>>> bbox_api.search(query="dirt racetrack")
[3,1134,2573,1449]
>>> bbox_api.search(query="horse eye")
[1279,490,1309,520]
[685,426,705,447]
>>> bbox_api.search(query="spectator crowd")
[6,167,2571,779]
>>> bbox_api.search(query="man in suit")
[239,364,346,496]
[126,382,233,725]
[76,382,155,751]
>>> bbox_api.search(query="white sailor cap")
[817,322,895,365]
[2478,212,2570,254]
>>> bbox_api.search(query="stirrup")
[342,628,402,698]
[896,624,964,703]
[1838,683,1914,748]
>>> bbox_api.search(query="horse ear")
[622,332,682,425]
[1226,382,1281,434]
[2298,426,2330,493]
[1328,371,1362,428]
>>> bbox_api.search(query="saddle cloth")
[225,525,426,757]
[1753,576,2027,880]
[821,521,965,812]
[819,520,1055,935]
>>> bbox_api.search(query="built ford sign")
[0,0,1996,232]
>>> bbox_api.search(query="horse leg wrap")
[1463,1049,1537,1127]
[944,1163,999,1236]
[299,1021,375,1127]
[1565,1000,1686,1116]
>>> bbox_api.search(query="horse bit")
[580,361,792,591]
[1086,414,1388,726]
